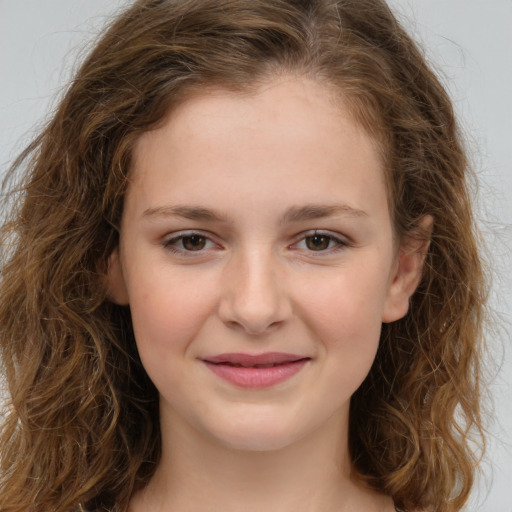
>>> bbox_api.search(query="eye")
[163,231,218,254]
[181,234,208,251]
[291,231,348,253]
[305,233,334,251]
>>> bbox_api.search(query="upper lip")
[202,352,309,366]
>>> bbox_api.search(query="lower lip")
[203,359,309,388]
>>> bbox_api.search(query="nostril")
[223,318,285,335]
[217,283,292,335]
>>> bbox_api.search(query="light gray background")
[1,1,511,510]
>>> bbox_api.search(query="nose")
[218,246,292,335]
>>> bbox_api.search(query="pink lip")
[202,352,310,389]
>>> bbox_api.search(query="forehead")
[133,76,384,169]
[126,77,389,223]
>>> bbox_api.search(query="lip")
[201,352,310,389]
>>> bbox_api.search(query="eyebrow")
[142,203,368,223]
[281,204,368,223]
[143,205,229,222]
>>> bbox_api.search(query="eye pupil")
[183,235,206,251]
[306,234,330,251]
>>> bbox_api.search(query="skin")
[107,76,429,512]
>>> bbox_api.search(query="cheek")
[127,269,219,367]
[293,264,389,381]
[297,263,389,332]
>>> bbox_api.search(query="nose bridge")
[219,242,290,334]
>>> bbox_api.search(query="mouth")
[201,353,311,388]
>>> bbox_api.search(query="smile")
[202,353,310,388]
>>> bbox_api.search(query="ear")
[382,215,433,323]
[105,247,129,305]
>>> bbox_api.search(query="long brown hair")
[0,1,487,511]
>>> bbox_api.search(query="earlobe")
[382,215,433,323]
[105,247,129,305]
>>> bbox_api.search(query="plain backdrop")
[1,1,511,510]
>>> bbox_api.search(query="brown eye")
[182,235,207,251]
[305,234,331,251]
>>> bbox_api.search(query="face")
[108,77,425,452]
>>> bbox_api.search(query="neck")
[130,406,393,512]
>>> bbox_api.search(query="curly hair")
[0,0,487,511]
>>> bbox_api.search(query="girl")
[0,1,487,511]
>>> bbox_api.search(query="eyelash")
[290,230,350,253]
[162,230,350,256]
[163,231,219,255]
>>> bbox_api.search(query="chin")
[204,414,305,453]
